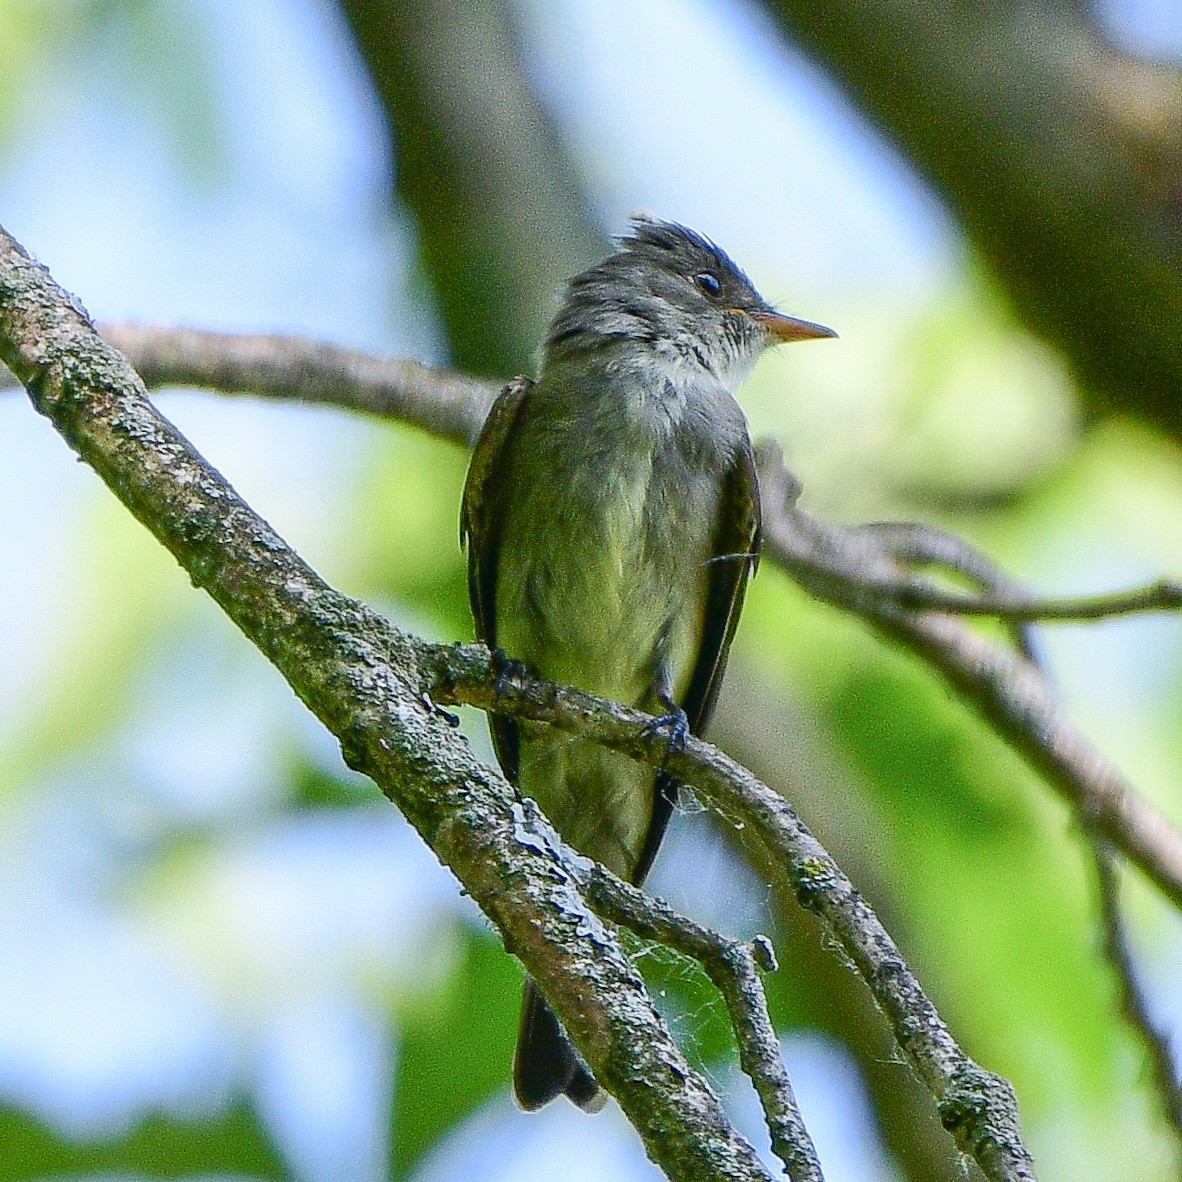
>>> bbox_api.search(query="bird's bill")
[748,309,837,343]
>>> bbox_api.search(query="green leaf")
[0,1101,285,1180]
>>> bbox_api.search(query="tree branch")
[336,0,605,377]
[882,577,1182,622]
[850,520,1037,657]
[759,0,1182,439]
[754,449,1182,915]
[863,514,1182,1158]
[98,323,498,446]
[570,839,822,1182]
[847,519,1182,622]
[0,227,777,1182]
[1091,840,1182,1151]
[21,322,1177,915]
[430,646,1036,1180]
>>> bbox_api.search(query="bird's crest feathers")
[616,215,753,289]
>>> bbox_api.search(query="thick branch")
[337,0,604,376]
[761,0,1182,438]
[0,227,774,1182]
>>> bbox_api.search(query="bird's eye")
[693,271,722,296]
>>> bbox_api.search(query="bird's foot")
[491,647,530,698]
[642,694,689,762]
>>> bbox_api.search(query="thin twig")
[1091,839,1182,1148]
[840,554,1182,625]
[853,521,1030,591]
[755,447,1182,915]
[851,521,1037,656]
[571,845,823,1182]
[881,577,1182,620]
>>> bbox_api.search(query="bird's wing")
[683,435,762,733]
[460,375,536,782]
[635,437,761,883]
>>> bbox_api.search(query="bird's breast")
[494,373,741,705]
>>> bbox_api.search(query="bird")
[461,216,835,1112]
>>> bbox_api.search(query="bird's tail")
[513,980,606,1113]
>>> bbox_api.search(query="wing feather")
[460,375,536,782]
[635,438,761,883]
[683,437,762,733]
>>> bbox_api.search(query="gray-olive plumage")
[461,217,834,1113]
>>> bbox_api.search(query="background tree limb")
[336,0,605,377]
[762,0,1182,436]
[754,450,1182,914]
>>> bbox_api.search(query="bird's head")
[543,216,835,390]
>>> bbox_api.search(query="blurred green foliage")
[2,2,1181,1181]
[0,0,223,177]
[390,924,520,1177]
[0,1105,285,1180]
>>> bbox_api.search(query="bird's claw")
[491,647,529,697]
[642,700,689,761]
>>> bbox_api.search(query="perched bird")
[461,217,834,1112]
